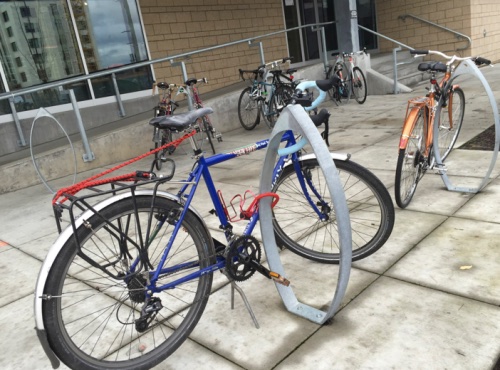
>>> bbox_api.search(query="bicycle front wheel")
[435,86,465,161]
[351,67,367,104]
[42,196,214,370]
[395,109,426,208]
[273,158,394,263]
[198,116,216,155]
[267,85,294,128]
[238,86,260,130]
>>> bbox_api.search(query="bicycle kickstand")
[230,282,260,329]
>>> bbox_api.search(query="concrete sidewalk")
[1,66,500,370]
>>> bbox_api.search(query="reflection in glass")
[71,0,151,98]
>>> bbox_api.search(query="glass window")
[15,57,22,67]
[11,42,17,51]
[7,27,13,37]
[71,0,152,98]
[2,11,8,22]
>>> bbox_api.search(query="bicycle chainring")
[224,235,261,282]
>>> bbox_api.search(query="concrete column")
[334,0,360,53]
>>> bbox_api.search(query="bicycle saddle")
[418,61,447,73]
[157,82,169,89]
[316,76,340,91]
[185,78,198,86]
[149,107,213,131]
[285,68,297,74]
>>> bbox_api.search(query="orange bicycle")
[395,49,491,208]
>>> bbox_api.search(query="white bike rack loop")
[433,61,500,193]
[258,104,352,324]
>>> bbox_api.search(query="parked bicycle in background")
[150,78,222,170]
[237,57,298,130]
[326,50,367,105]
[395,49,491,208]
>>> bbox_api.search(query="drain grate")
[459,125,496,151]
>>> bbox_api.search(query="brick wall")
[139,0,288,94]
[376,0,473,56]
[470,0,500,62]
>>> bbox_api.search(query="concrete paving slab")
[274,277,500,370]
[0,248,41,307]
[181,249,378,370]
[389,173,475,215]
[454,178,500,223]
[386,217,500,306]
[353,208,447,274]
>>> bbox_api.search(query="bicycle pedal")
[269,271,290,286]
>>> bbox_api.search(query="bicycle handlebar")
[410,49,492,66]
[294,76,339,111]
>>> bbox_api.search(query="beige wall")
[139,0,288,94]
[470,0,500,61]
[376,0,500,62]
[376,0,473,56]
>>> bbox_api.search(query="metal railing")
[0,21,335,161]
[358,25,415,94]
[399,14,472,51]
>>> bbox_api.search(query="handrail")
[358,25,416,94]
[0,21,335,103]
[358,25,414,51]
[0,21,335,155]
[398,14,471,51]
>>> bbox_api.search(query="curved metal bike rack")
[432,62,500,193]
[258,104,352,324]
[30,108,77,194]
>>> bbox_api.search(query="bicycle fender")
[283,152,350,170]
[33,190,210,334]
[399,107,421,149]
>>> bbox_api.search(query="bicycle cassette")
[224,235,261,282]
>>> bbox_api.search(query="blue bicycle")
[35,77,394,369]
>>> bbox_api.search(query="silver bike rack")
[258,104,352,324]
[432,62,500,193]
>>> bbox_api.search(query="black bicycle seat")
[285,68,297,74]
[417,61,447,73]
[185,78,198,86]
[157,82,169,89]
[149,107,213,131]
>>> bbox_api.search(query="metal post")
[393,47,401,94]
[8,97,27,146]
[249,40,265,66]
[170,60,193,111]
[312,26,328,73]
[111,73,126,117]
[68,89,95,162]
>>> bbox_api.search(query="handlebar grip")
[282,57,293,63]
[277,137,308,156]
[474,57,491,66]
[410,49,429,55]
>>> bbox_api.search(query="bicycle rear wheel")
[272,158,394,263]
[395,109,426,208]
[435,86,465,161]
[351,67,367,104]
[154,129,173,171]
[42,196,214,370]
[194,116,216,155]
[238,86,260,130]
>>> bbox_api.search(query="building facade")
[0,0,498,122]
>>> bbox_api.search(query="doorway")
[283,0,377,64]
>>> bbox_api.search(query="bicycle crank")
[224,235,289,286]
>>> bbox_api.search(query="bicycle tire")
[435,86,465,161]
[238,86,260,130]
[154,129,173,171]
[273,158,394,263]
[201,116,216,155]
[267,85,294,128]
[395,109,426,208]
[351,67,367,104]
[336,62,351,105]
[42,196,214,370]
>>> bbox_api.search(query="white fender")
[34,190,209,331]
